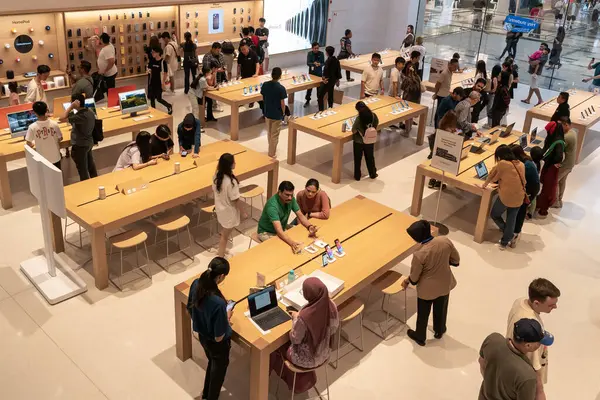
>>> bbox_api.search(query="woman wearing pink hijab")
[270,277,339,394]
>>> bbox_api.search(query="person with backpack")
[59,94,97,181]
[161,32,180,95]
[352,101,379,180]
[186,257,233,400]
[221,40,236,80]
[248,26,265,68]
[69,60,94,99]
[338,29,355,82]
[180,32,198,94]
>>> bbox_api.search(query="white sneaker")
[497,241,509,250]
[214,106,224,112]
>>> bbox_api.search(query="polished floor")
[1,65,600,400]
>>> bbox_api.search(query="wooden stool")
[330,297,364,369]
[240,185,265,220]
[64,217,85,249]
[109,229,151,290]
[275,355,331,400]
[153,213,193,268]
[247,231,262,249]
[365,271,407,340]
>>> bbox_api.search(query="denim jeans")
[490,197,520,245]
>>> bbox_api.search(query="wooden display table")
[0,106,172,210]
[49,140,278,290]
[521,89,599,163]
[339,50,402,75]
[423,67,476,92]
[205,74,322,141]
[411,129,520,243]
[174,195,424,400]
[287,95,428,183]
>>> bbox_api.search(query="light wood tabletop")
[521,89,600,163]
[288,95,428,183]
[50,140,279,290]
[205,74,322,141]
[174,195,423,400]
[0,106,172,210]
[339,50,403,74]
[411,128,521,243]
[423,67,477,92]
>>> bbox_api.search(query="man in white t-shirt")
[25,65,51,104]
[388,57,406,98]
[360,53,384,99]
[95,33,118,92]
[162,32,179,94]
[506,278,561,400]
[25,101,63,169]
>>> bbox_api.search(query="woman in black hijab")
[403,220,460,346]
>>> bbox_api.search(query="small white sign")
[429,58,448,85]
[431,129,465,176]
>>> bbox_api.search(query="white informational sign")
[429,58,448,85]
[208,9,224,34]
[431,129,465,176]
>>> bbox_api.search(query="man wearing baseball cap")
[506,278,560,400]
[479,318,554,400]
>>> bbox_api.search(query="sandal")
[521,99,530,104]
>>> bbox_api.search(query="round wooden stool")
[275,355,331,400]
[366,270,407,340]
[109,229,151,290]
[240,185,265,220]
[330,296,365,369]
[153,213,193,268]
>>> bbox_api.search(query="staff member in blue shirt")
[261,67,287,158]
[187,257,232,400]
[304,42,325,108]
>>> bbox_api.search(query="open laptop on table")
[471,129,498,153]
[530,127,542,145]
[248,285,292,331]
[498,122,515,138]
[461,144,472,160]
[474,161,489,180]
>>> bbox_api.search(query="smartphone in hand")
[226,300,236,312]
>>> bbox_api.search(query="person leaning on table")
[177,113,202,158]
[113,131,158,172]
[187,257,232,400]
[402,220,460,347]
[256,180,319,253]
[296,178,331,221]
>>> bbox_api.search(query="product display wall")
[0,13,68,99]
[64,6,178,80]
[265,0,328,55]
[179,1,263,50]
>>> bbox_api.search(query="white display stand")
[21,146,87,305]
[282,270,344,310]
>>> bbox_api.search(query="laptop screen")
[248,285,277,317]
[475,161,488,178]
[520,134,528,149]
[530,128,537,142]
[504,123,514,135]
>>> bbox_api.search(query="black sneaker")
[428,179,437,189]
[167,106,173,115]
[434,332,444,339]
[303,100,310,108]
[407,329,425,346]
[348,78,355,82]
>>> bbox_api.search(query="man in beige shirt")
[506,278,560,400]
[402,220,460,346]
[433,58,459,109]
[553,117,578,208]
[360,53,384,99]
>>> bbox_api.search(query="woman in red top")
[296,179,331,220]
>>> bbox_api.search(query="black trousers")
[199,337,231,400]
[183,62,197,94]
[415,294,449,342]
[353,141,376,179]
[338,53,352,80]
[105,73,117,90]
[491,109,506,128]
[53,160,62,170]
[203,96,215,120]
[71,145,97,181]
[514,192,536,234]
[149,87,172,112]
[317,82,335,111]
[471,99,486,123]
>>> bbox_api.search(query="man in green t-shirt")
[257,181,318,252]
[583,58,600,92]
[553,117,578,208]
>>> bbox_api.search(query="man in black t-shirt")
[147,46,173,115]
[150,124,174,158]
[237,44,259,79]
[256,17,270,73]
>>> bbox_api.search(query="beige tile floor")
[1,65,600,400]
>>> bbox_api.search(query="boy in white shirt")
[388,57,406,98]
[360,53,384,99]
[25,65,51,104]
[25,101,63,169]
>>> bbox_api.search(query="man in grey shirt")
[59,93,97,181]
[69,60,94,99]
[455,91,481,138]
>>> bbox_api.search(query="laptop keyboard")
[253,309,292,331]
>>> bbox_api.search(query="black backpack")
[222,40,235,55]
[93,119,104,144]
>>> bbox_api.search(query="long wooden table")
[411,129,521,243]
[423,68,476,92]
[339,50,402,75]
[49,140,278,290]
[174,195,422,400]
[205,74,322,141]
[522,89,599,163]
[0,106,172,210]
[287,95,428,183]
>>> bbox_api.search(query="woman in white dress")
[212,153,247,257]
